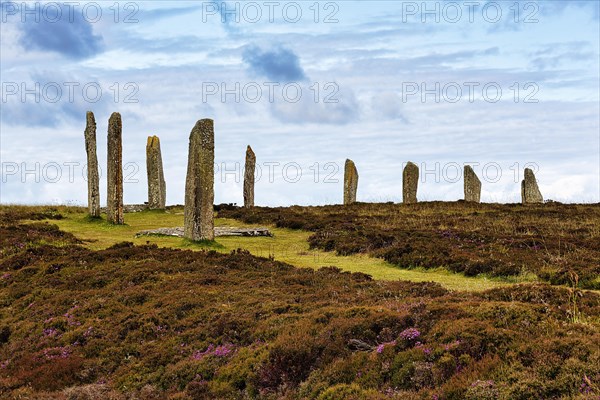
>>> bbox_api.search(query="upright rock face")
[343,159,358,205]
[184,119,215,241]
[243,145,256,208]
[464,165,482,203]
[146,135,166,209]
[521,168,543,204]
[84,111,100,217]
[106,112,124,224]
[403,162,419,204]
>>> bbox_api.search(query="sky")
[1,0,599,206]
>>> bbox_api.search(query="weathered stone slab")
[343,159,358,205]
[184,119,215,241]
[146,135,166,209]
[136,226,272,238]
[521,168,543,204]
[244,145,256,208]
[84,111,100,217]
[106,112,124,224]
[403,162,419,204]
[464,165,481,203]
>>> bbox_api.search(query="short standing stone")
[521,168,543,204]
[184,119,215,241]
[403,162,419,204]
[84,111,100,217]
[244,145,256,208]
[343,159,358,205]
[464,165,481,203]
[106,112,124,224]
[146,135,166,209]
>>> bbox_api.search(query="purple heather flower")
[399,327,420,341]
[444,339,461,351]
[376,340,396,354]
[192,345,215,360]
[415,342,431,354]
[192,344,235,360]
[580,375,594,395]
[43,328,59,337]
[63,307,81,326]
[214,344,234,357]
[43,346,71,360]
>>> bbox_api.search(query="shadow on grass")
[81,215,103,223]
[181,238,226,250]
[80,215,129,228]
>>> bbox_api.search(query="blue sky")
[1,0,599,205]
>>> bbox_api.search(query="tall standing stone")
[146,135,166,209]
[343,159,358,205]
[403,162,419,204]
[84,111,100,217]
[184,119,215,241]
[464,165,481,203]
[106,112,124,224]
[243,145,256,208]
[521,168,543,204]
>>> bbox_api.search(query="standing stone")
[243,145,256,208]
[106,112,124,224]
[464,165,481,203]
[184,119,215,241]
[521,168,543,204]
[146,135,166,209]
[84,111,100,217]
[403,162,419,204]
[343,159,358,205]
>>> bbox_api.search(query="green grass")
[45,207,529,291]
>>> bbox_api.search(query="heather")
[0,205,599,399]
[217,201,600,289]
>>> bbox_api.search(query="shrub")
[63,384,124,400]
[464,380,499,400]
[316,383,385,400]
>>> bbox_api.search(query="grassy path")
[50,208,527,291]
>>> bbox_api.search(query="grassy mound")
[27,206,516,291]
[0,206,599,399]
